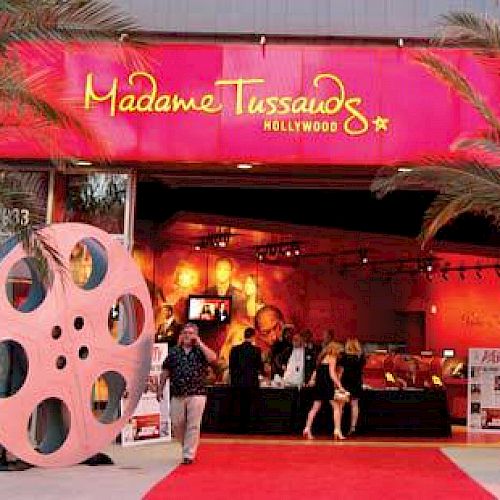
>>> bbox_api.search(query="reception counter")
[202,385,451,437]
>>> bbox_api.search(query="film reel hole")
[108,295,145,346]
[6,258,48,312]
[52,326,62,340]
[0,340,28,397]
[56,356,66,370]
[74,316,84,330]
[70,238,108,291]
[79,346,89,360]
[91,371,127,424]
[29,398,70,455]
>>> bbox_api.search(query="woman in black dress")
[303,342,348,440]
[339,338,365,435]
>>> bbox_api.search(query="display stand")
[121,343,171,446]
[467,348,500,432]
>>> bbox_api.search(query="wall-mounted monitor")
[442,348,455,358]
[187,295,232,324]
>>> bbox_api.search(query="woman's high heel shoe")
[333,430,346,440]
[347,426,356,436]
[303,428,313,440]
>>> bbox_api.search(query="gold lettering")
[84,73,118,117]
[263,120,272,131]
[118,94,137,113]
[248,97,266,115]
[265,97,279,115]
[291,97,310,114]
[200,94,222,114]
[344,97,369,136]
[171,95,197,112]
[313,73,345,115]
[154,95,171,112]
[130,72,157,112]
[277,97,292,115]
[214,78,265,115]
[302,121,312,132]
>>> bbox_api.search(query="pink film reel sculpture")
[0,223,153,467]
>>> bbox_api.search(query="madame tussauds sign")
[84,71,390,136]
[0,43,491,165]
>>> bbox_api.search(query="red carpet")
[144,443,494,500]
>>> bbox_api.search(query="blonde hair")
[345,338,362,356]
[318,341,342,364]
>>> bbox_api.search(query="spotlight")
[475,267,483,279]
[397,37,404,48]
[458,267,466,280]
[259,35,266,45]
[360,249,368,265]
[194,244,201,251]
[285,248,292,257]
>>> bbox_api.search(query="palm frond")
[0,1,147,67]
[0,61,109,162]
[415,51,500,133]
[13,224,66,288]
[437,12,500,51]
[0,173,65,286]
[453,131,500,155]
[372,155,500,196]
[371,157,500,248]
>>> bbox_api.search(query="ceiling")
[136,177,500,256]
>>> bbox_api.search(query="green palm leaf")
[415,51,500,132]
[0,1,145,281]
[437,12,500,51]
[372,157,500,247]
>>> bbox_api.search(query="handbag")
[334,388,350,402]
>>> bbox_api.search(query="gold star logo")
[372,116,389,132]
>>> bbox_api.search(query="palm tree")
[371,12,500,248]
[0,1,142,284]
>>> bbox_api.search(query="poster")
[467,348,500,432]
[121,343,171,446]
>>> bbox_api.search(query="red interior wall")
[134,243,500,358]
[425,253,500,358]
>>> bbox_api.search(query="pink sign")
[0,44,496,166]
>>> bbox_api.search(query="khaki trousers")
[170,395,207,460]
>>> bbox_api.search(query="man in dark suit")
[229,327,263,433]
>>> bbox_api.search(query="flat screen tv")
[187,295,232,324]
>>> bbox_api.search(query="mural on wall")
[133,244,305,364]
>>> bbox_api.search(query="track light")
[255,241,302,262]
[193,230,234,251]
[441,263,450,281]
[459,267,466,280]
[360,249,369,265]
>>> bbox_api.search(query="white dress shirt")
[283,347,305,386]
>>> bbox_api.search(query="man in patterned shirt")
[157,323,217,464]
